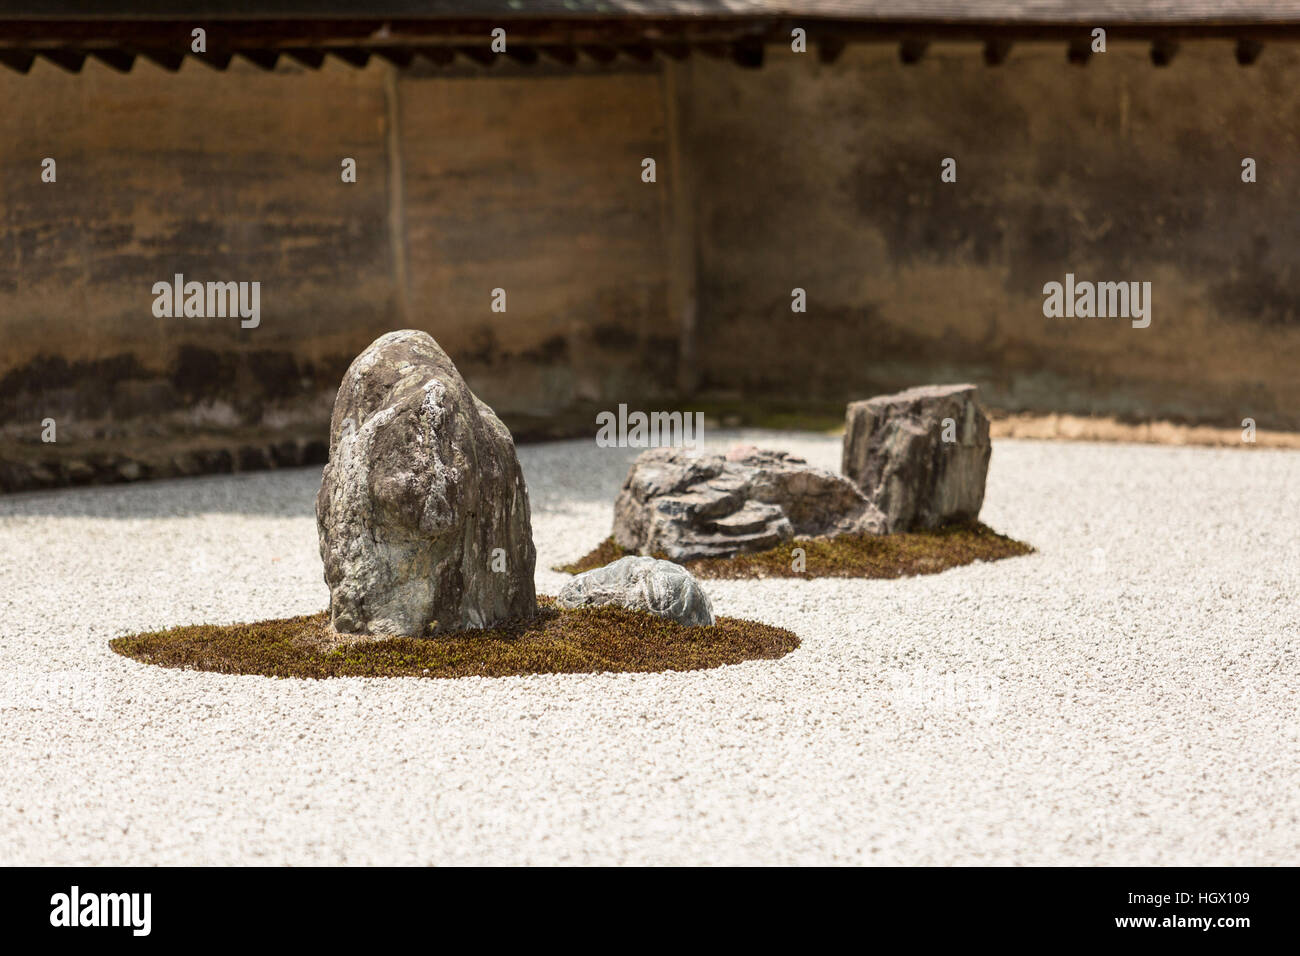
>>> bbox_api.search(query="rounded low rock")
[557,555,716,627]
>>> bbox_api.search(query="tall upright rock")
[316,330,536,636]
[842,384,992,533]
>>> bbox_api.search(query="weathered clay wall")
[0,58,674,488]
[0,58,395,434]
[686,41,1300,429]
[396,66,677,421]
[3,41,1299,490]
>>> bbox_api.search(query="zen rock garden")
[316,333,995,636]
[115,331,1018,680]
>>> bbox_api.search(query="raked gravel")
[0,431,1297,866]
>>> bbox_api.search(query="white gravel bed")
[0,431,1296,865]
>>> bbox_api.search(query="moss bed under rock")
[108,597,799,680]
[557,522,1033,579]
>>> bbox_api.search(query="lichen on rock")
[316,330,536,636]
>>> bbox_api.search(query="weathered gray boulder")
[842,384,991,533]
[316,330,536,636]
[557,556,715,627]
[613,447,885,561]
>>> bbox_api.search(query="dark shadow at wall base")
[5,392,1297,495]
[0,430,329,494]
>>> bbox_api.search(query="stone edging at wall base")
[2,410,1293,496]
[0,433,329,494]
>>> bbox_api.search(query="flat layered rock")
[316,330,536,636]
[613,447,884,562]
[842,384,991,533]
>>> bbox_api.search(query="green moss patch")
[108,597,799,680]
[556,522,1033,579]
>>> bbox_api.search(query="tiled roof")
[8,2,1300,24]
[1,1,1295,74]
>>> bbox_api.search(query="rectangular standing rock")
[842,384,991,533]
